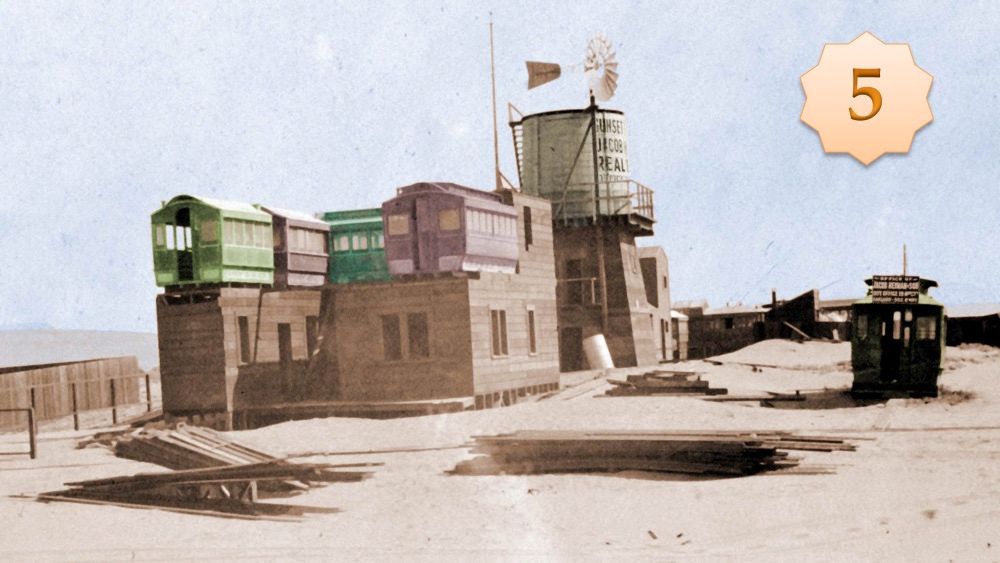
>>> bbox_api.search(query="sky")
[1,1,998,333]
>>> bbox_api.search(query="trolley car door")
[175,207,194,281]
[880,310,903,381]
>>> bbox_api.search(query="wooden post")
[71,382,80,431]
[110,378,118,424]
[145,372,153,412]
[27,407,37,460]
[29,387,36,412]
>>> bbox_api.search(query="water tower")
[508,35,663,370]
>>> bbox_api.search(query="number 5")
[850,68,882,121]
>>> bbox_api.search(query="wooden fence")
[0,356,144,429]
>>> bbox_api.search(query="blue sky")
[1,1,997,332]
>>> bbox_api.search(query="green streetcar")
[851,276,946,398]
[151,195,274,288]
[320,208,390,284]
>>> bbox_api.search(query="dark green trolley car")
[851,276,946,398]
[151,195,274,288]
[320,208,390,284]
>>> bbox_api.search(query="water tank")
[518,108,631,219]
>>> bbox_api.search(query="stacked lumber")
[450,430,858,477]
[112,423,278,470]
[605,370,728,396]
[39,460,377,521]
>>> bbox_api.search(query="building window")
[381,314,402,361]
[387,214,409,236]
[892,311,902,340]
[916,316,937,340]
[490,309,508,357]
[278,323,292,366]
[663,275,668,289]
[438,208,460,231]
[306,316,319,358]
[857,314,868,340]
[407,313,430,358]
[724,317,734,330]
[527,308,537,355]
[238,316,251,364]
[523,206,533,250]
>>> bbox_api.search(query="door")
[175,208,194,281]
[559,327,585,372]
[415,197,437,272]
[880,310,902,382]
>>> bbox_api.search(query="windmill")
[525,34,620,102]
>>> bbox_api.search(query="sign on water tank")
[871,275,920,304]
[595,112,629,183]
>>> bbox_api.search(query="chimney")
[771,289,777,308]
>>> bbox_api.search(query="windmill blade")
[584,34,619,101]
[526,61,562,89]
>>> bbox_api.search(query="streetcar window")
[916,316,937,340]
[387,214,409,236]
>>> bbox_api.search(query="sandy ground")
[2,340,999,562]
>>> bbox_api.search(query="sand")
[1,340,998,561]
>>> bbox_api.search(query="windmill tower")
[509,35,665,371]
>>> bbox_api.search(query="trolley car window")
[373,232,384,249]
[438,208,460,231]
[334,234,350,252]
[165,225,175,250]
[916,316,937,340]
[175,226,187,251]
[155,225,166,248]
[201,220,218,244]
[353,233,368,251]
[387,214,409,236]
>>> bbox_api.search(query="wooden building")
[639,246,674,362]
[946,304,1000,347]
[677,303,767,359]
[257,206,330,289]
[670,310,689,361]
[156,287,322,429]
[312,188,560,407]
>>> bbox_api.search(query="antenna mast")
[903,244,908,275]
[489,15,501,191]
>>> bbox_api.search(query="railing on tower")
[552,179,654,224]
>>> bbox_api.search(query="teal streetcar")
[151,195,274,288]
[320,208,390,284]
[851,275,946,398]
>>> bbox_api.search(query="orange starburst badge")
[800,32,933,165]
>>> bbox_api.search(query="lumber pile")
[450,430,858,477]
[111,423,279,470]
[50,423,381,519]
[605,370,728,396]
[39,460,377,521]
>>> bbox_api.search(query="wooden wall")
[640,246,674,362]
[157,287,321,422]
[470,191,560,395]
[319,277,475,402]
[0,357,141,428]
[552,222,661,369]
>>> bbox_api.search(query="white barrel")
[583,334,615,370]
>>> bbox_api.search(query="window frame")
[490,309,509,358]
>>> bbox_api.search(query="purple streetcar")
[382,182,519,276]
